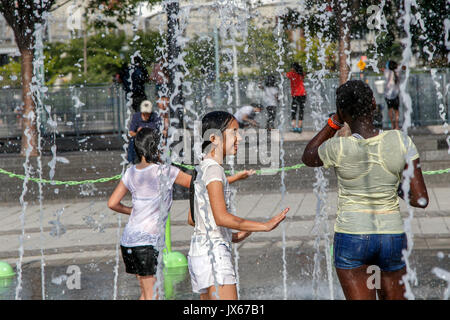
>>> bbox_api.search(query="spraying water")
[227,155,240,299]
[399,0,419,300]
[432,267,450,300]
[32,18,47,300]
[275,13,288,300]
[301,2,335,300]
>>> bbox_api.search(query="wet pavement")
[1,246,449,300]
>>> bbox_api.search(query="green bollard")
[163,213,188,268]
[163,213,188,299]
[0,261,15,295]
[0,261,15,278]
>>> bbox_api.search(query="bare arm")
[232,231,252,243]
[107,181,132,215]
[187,208,194,226]
[302,114,341,167]
[398,158,429,208]
[174,170,191,189]
[226,169,256,184]
[207,181,288,232]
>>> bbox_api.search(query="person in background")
[119,56,150,113]
[128,100,162,164]
[233,103,263,128]
[156,96,170,139]
[263,75,279,130]
[150,58,169,98]
[384,60,404,130]
[286,63,307,133]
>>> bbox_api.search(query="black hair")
[134,127,161,163]
[250,102,263,110]
[132,55,143,66]
[265,75,277,87]
[336,80,374,120]
[388,60,399,84]
[292,62,303,75]
[201,111,236,153]
[388,60,398,71]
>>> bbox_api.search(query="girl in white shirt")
[188,111,289,300]
[107,127,191,300]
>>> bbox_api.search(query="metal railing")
[0,70,448,139]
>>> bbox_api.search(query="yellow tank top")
[318,130,419,234]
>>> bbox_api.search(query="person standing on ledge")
[119,56,150,113]
[286,62,307,133]
[384,60,404,130]
[302,80,428,300]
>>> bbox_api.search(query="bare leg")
[203,284,238,300]
[394,110,400,129]
[377,267,407,300]
[298,119,303,129]
[136,275,157,300]
[200,293,209,300]
[291,120,297,128]
[388,108,394,129]
[336,266,377,300]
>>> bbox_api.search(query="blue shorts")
[333,232,407,272]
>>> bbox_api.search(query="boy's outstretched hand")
[264,208,289,232]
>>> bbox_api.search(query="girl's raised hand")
[235,169,256,181]
[264,207,289,232]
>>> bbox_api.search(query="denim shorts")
[333,232,407,271]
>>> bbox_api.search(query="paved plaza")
[1,187,449,266]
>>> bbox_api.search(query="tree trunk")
[338,21,351,85]
[299,28,305,52]
[20,48,38,157]
[83,28,88,76]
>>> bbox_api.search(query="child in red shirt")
[286,63,307,133]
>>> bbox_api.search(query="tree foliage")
[281,0,449,69]
[0,0,56,51]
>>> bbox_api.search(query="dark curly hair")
[336,80,374,120]
[201,111,236,152]
[265,74,277,87]
[134,127,161,163]
[292,62,303,75]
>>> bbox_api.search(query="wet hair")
[336,80,374,120]
[292,62,303,75]
[201,111,236,152]
[265,75,277,87]
[132,55,143,66]
[388,60,399,84]
[250,102,263,110]
[134,127,161,163]
[388,60,398,71]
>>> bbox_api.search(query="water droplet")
[418,197,427,206]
